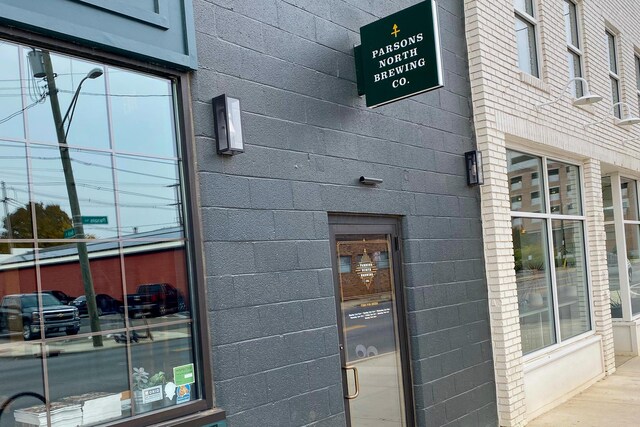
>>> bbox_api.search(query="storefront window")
[508,150,591,355]
[0,40,203,426]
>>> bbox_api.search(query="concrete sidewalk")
[528,356,640,426]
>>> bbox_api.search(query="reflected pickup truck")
[125,283,183,318]
[0,293,80,340]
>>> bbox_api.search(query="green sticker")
[173,363,195,386]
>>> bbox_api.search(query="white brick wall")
[464,0,640,424]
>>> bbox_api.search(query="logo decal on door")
[355,248,377,288]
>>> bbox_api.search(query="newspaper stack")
[62,392,122,425]
[14,401,82,426]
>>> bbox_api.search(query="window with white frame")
[564,0,584,97]
[602,175,640,319]
[508,150,591,355]
[514,0,540,77]
[607,30,622,118]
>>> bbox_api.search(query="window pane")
[39,244,126,335]
[25,53,109,150]
[115,154,183,237]
[564,0,580,49]
[552,220,590,339]
[515,0,534,16]
[606,225,622,318]
[0,41,25,140]
[46,332,130,423]
[130,323,199,415]
[30,145,118,240]
[0,244,37,341]
[607,31,617,74]
[567,51,584,98]
[611,77,621,118]
[602,176,614,222]
[513,217,555,354]
[508,150,545,213]
[0,141,32,243]
[625,224,640,315]
[621,178,639,221]
[515,15,539,77]
[546,160,582,215]
[123,241,190,328]
[109,68,176,158]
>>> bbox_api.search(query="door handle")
[342,365,360,399]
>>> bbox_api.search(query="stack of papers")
[14,401,82,426]
[62,392,122,425]
[14,392,122,426]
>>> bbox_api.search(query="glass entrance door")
[330,217,413,427]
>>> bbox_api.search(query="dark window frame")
[0,24,223,427]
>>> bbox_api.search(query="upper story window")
[564,0,584,97]
[514,0,540,77]
[607,30,622,118]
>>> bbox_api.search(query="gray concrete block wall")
[192,0,497,426]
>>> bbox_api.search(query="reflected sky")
[0,40,182,242]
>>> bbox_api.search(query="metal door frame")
[328,214,415,427]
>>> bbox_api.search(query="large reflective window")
[602,177,614,222]
[513,218,555,353]
[509,149,590,354]
[0,40,200,426]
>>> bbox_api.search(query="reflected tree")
[1,202,71,244]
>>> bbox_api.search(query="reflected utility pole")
[41,51,102,347]
[1,181,13,252]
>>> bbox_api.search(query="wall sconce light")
[584,102,640,128]
[213,94,244,155]
[465,150,484,186]
[535,77,602,110]
[359,176,383,185]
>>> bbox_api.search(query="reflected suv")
[0,293,80,340]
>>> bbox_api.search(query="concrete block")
[254,241,299,272]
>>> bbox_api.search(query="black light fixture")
[213,94,244,155]
[465,150,484,186]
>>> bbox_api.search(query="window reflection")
[115,154,183,236]
[552,219,589,339]
[109,69,176,158]
[0,40,198,425]
[0,42,24,140]
[26,54,109,149]
[0,141,32,247]
[621,178,639,221]
[507,151,545,213]
[513,218,556,353]
[546,160,581,215]
[30,145,117,240]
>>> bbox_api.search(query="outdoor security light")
[535,77,602,110]
[213,95,244,155]
[465,150,484,186]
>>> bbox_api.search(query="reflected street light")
[38,50,104,347]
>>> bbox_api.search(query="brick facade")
[464,0,640,424]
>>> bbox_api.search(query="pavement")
[527,355,640,426]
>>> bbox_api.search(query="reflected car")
[0,293,80,340]
[126,283,185,318]
[70,294,123,316]
[43,290,75,305]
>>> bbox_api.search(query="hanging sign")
[354,0,443,108]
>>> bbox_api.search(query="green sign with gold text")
[355,1,443,108]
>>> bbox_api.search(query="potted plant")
[611,289,623,318]
[147,371,169,409]
[132,367,153,413]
